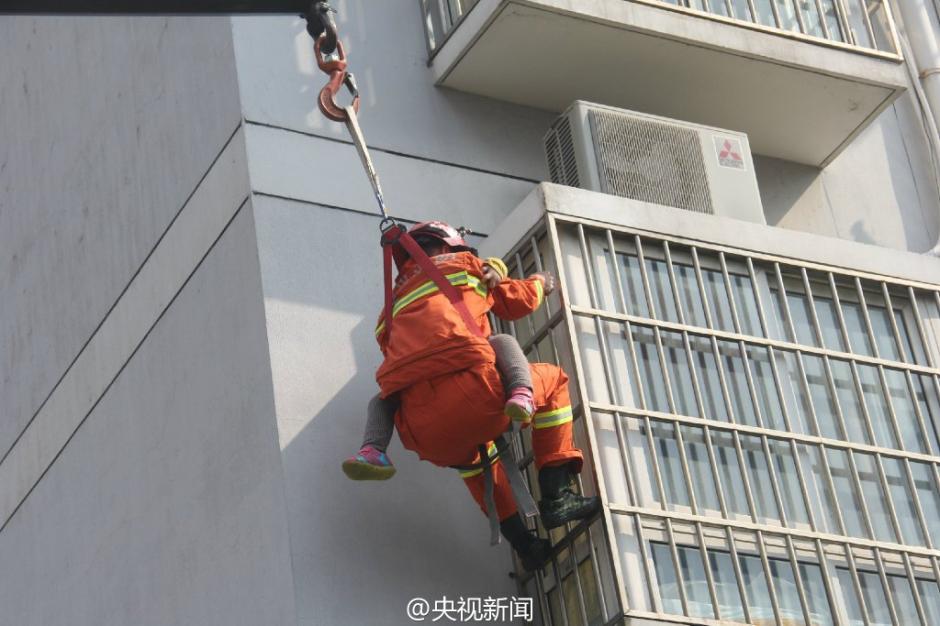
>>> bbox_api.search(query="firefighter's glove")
[531,271,556,295]
[482,257,508,289]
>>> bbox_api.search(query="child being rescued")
[342,221,599,571]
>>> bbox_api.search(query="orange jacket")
[374,251,545,397]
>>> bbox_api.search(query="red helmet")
[391,221,475,269]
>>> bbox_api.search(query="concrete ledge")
[487,183,940,287]
[0,126,251,531]
[243,122,537,235]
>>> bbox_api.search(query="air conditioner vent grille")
[544,115,580,187]
[589,110,713,214]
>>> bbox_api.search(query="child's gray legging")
[362,334,533,451]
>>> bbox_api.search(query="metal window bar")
[531,216,940,626]
[539,232,613,626]
[548,217,632,623]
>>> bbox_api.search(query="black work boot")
[500,514,552,572]
[537,463,601,530]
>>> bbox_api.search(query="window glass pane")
[731,0,754,21]
[647,257,680,323]
[562,571,582,626]
[740,554,776,623]
[868,303,902,361]
[842,300,875,356]
[714,431,751,518]
[653,421,692,509]
[633,326,669,413]
[674,263,708,329]
[815,296,848,352]
[799,444,841,534]
[887,574,918,625]
[709,550,747,621]
[773,0,801,30]
[883,368,928,453]
[768,283,792,342]
[731,272,763,337]
[804,355,840,438]
[681,426,721,513]
[748,346,786,430]
[619,253,651,319]
[845,0,874,48]
[679,546,715,619]
[857,364,899,449]
[719,341,758,426]
[881,457,926,546]
[892,304,917,365]
[827,449,868,538]
[830,359,869,444]
[769,558,804,623]
[547,586,563,626]
[798,0,827,38]
[651,542,683,614]
[836,567,867,626]
[799,561,835,626]
[690,335,731,422]
[910,461,940,547]
[769,439,811,526]
[789,292,820,346]
[604,320,640,407]
[915,374,940,452]
[576,556,604,626]
[859,570,892,626]
[741,434,781,523]
[779,351,813,434]
[703,266,736,333]
[661,330,698,417]
[820,0,844,41]
[854,453,897,543]
[917,578,940,625]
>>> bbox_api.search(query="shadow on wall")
[876,100,940,252]
[253,197,519,624]
[752,154,827,232]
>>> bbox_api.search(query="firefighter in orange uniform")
[375,221,599,570]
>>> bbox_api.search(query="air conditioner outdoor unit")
[544,101,766,224]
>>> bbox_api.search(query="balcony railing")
[420,0,899,57]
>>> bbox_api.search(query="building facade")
[2,0,940,625]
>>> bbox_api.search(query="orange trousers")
[395,362,582,521]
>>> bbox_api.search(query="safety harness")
[304,1,537,546]
[378,223,539,545]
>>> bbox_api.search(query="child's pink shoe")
[342,445,396,481]
[504,387,535,423]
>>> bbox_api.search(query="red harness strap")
[380,226,484,340]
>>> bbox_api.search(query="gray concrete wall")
[0,17,296,626]
[755,85,940,253]
[0,207,296,626]
[0,17,242,459]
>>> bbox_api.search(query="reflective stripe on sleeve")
[532,405,573,429]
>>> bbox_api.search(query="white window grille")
[496,213,940,626]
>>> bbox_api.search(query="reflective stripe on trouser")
[394,361,584,522]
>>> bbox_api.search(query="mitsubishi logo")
[714,136,746,170]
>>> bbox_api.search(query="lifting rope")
[303,2,537,546]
